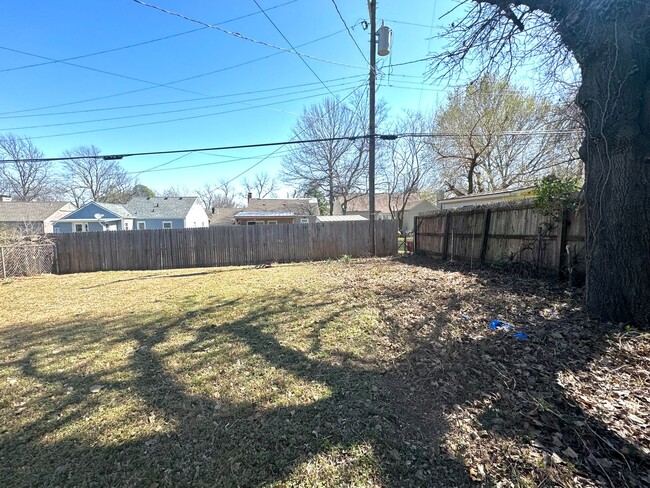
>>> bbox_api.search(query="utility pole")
[367,2,390,256]
[368,0,377,256]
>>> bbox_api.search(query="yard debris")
[89,385,104,394]
[490,319,513,331]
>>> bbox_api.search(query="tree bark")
[565,8,650,326]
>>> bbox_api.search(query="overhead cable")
[0,0,301,74]
[0,74,365,120]
[0,28,349,117]
[8,83,360,141]
[330,0,369,64]
[252,0,337,99]
[0,130,583,165]
[131,0,365,69]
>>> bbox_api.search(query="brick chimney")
[0,195,11,202]
[247,192,252,203]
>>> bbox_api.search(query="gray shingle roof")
[97,203,132,218]
[124,197,200,219]
[0,202,73,222]
[246,198,319,216]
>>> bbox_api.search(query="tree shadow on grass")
[0,291,472,487]
[1,270,648,487]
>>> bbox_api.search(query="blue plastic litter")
[461,314,471,320]
[490,319,513,331]
[489,319,529,340]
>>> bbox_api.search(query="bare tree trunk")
[575,28,650,326]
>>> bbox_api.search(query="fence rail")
[0,244,56,278]
[415,204,585,275]
[54,220,398,274]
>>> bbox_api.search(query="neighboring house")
[437,186,536,210]
[234,193,320,225]
[0,196,75,234]
[208,207,241,226]
[332,193,437,232]
[53,196,209,233]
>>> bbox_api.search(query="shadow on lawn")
[1,273,648,487]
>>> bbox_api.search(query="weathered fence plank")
[416,204,585,274]
[54,220,398,274]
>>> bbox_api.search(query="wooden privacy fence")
[54,220,398,274]
[414,204,585,274]
[0,244,57,278]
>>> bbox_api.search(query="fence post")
[442,212,451,261]
[556,209,569,277]
[0,246,5,279]
[480,209,491,264]
[413,216,418,253]
[53,243,60,274]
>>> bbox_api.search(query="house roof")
[335,193,431,214]
[124,196,201,219]
[235,211,295,218]
[316,215,368,222]
[98,202,132,218]
[246,197,319,216]
[438,186,536,205]
[0,201,74,222]
[209,207,240,226]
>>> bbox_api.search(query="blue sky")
[0,0,462,197]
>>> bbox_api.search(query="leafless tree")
[196,180,238,213]
[430,1,650,325]
[61,145,131,205]
[431,75,581,196]
[159,185,189,198]
[282,92,386,215]
[242,172,278,199]
[381,111,436,231]
[0,133,54,201]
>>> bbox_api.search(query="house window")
[163,221,172,229]
[266,221,278,225]
[124,222,129,231]
[137,221,146,230]
[300,218,309,224]
[247,221,256,226]
[74,223,88,232]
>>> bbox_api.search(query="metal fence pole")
[1,247,5,279]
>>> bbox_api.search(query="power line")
[383,19,434,29]
[329,0,369,64]
[0,79,362,131]
[8,83,360,141]
[252,0,336,99]
[0,45,207,97]
[0,130,582,165]
[0,28,350,117]
[389,57,430,68]
[131,0,365,70]
[130,149,294,175]
[219,82,370,186]
[0,74,366,121]
[0,135,370,165]
[0,0,301,74]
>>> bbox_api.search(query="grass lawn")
[0,258,648,487]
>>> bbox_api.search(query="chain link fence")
[0,244,56,278]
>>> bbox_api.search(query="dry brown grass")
[0,258,647,487]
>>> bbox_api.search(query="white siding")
[184,202,210,228]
